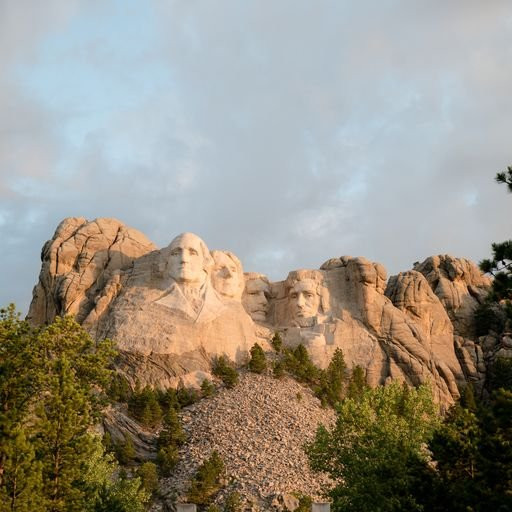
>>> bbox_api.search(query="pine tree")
[0,305,43,493]
[248,343,267,374]
[33,317,115,511]
[317,348,346,406]
[186,451,225,506]
[347,365,368,401]
[0,428,44,512]
[201,378,216,397]
[212,356,239,388]
[156,407,186,476]
[270,332,283,353]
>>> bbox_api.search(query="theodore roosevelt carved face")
[242,273,270,322]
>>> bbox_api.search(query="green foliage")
[248,343,267,374]
[282,344,319,384]
[128,386,163,428]
[136,462,158,495]
[292,493,312,512]
[495,164,512,192]
[176,386,200,407]
[487,357,512,392]
[0,427,44,512]
[156,444,179,476]
[156,387,180,412]
[346,365,368,401]
[477,170,512,335]
[272,360,285,378]
[270,332,283,353]
[186,451,225,506]
[201,378,216,397]
[212,356,239,389]
[108,373,133,403]
[315,348,346,407]
[156,407,186,476]
[33,316,115,511]
[427,388,512,511]
[81,437,149,512]
[0,307,148,512]
[474,300,509,336]
[223,491,242,512]
[306,382,439,512]
[116,436,136,465]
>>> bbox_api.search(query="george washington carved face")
[168,232,211,286]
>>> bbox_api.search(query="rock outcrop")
[28,217,156,325]
[28,217,494,405]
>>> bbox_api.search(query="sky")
[1,1,512,315]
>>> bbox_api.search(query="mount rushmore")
[28,217,494,405]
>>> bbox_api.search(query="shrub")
[186,451,225,505]
[212,356,239,388]
[156,445,180,476]
[248,343,267,374]
[137,462,159,495]
[273,360,285,378]
[201,378,216,397]
[347,365,368,401]
[116,436,136,465]
[128,386,163,428]
[156,407,186,476]
[293,493,312,512]
[223,491,243,512]
[315,348,346,406]
[176,386,200,407]
[282,344,319,384]
[270,332,283,353]
[108,373,133,402]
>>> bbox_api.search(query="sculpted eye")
[189,249,198,256]
[290,293,298,299]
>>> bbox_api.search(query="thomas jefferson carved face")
[211,250,243,300]
[289,279,321,321]
[168,233,208,285]
[243,275,270,322]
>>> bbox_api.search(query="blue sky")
[1,1,512,314]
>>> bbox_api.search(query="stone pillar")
[312,503,330,512]
[176,505,197,512]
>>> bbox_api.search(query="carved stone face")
[243,277,270,322]
[211,251,243,300]
[289,279,321,321]
[168,233,206,285]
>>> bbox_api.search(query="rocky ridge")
[28,217,497,406]
[157,372,335,510]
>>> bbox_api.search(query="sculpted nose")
[297,294,306,307]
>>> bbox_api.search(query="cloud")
[1,1,512,314]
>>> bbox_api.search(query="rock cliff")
[28,217,493,405]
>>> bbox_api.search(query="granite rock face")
[28,218,493,404]
[28,217,156,325]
